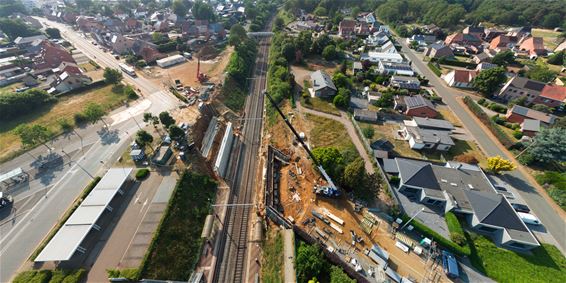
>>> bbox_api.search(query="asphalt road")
[0,18,179,282]
[397,39,565,251]
[212,35,270,283]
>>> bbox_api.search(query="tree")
[454,153,479,164]
[527,127,566,163]
[343,157,367,190]
[526,64,557,83]
[228,24,247,47]
[273,17,285,32]
[330,265,355,283]
[0,1,26,17]
[57,118,73,132]
[313,6,327,16]
[159,111,176,128]
[172,0,188,17]
[374,91,394,108]
[103,68,123,84]
[311,34,331,54]
[296,242,326,283]
[135,130,154,148]
[486,156,516,174]
[491,50,515,66]
[14,124,52,150]
[168,125,185,141]
[45,28,61,39]
[531,104,552,113]
[83,102,107,127]
[362,126,374,139]
[282,43,296,62]
[333,94,348,108]
[351,7,361,19]
[542,13,561,28]
[332,72,352,90]
[192,0,215,21]
[471,67,507,96]
[0,18,40,40]
[547,51,564,66]
[322,45,337,60]
[553,117,566,129]
[75,0,93,10]
[312,146,344,179]
[123,85,138,99]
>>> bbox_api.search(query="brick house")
[532,85,566,108]
[397,95,438,118]
[518,37,546,58]
[444,32,482,46]
[423,44,454,59]
[497,76,546,104]
[338,20,356,38]
[34,41,75,70]
[442,69,477,88]
[506,105,556,126]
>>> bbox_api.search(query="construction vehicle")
[196,58,208,83]
[314,185,341,198]
[264,90,339,191]
[311,210,330,225]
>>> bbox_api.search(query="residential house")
[352,62,363,74]
[489,35,515,52]
[365,31,389,47]
[355,22,373,37]
[520,119,540,137]
[338,20,356,38]
[472,52,492,64]
[422,24,440,34]
[14,35,48,49]
[110,34,135,54]
[309,70,337,98]
[483,29,505,41]
[463,26,485,39]
[390,75,420,90]
[391,158,539,251]
[507,27,531,40]
[361,51,403,64]
[407,34,437,46]
[55,62,82,75]
[444,32,482,46]
[497,76,546,104]
[51,71,92,93]
[518,37,546,58]
[395,95,438,118]
[103,18,126,33]
[532,85,566,108]
[76,16,102,32]
[288,21,320,32]
[442,70,477,88]
[378,61,414,76]
[506,105,556,126]
[423,44,454,59]
[125,18,142,32]
[400,117,455,151]
[357,12,376,24]
[476,62,498,72]
[354,109,379,123]
[139,46,165,63]
[34,41,75,70]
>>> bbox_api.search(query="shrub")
[135,168,150,180]
[512,130,523,139]
[488,103,507,113]
[517,152,535,165]
[362,126,374,138]
[454,153,478,164]
[389,176,400,184]
[73,112,88,125]
[478,98,486,105]
[427,62,442,76]
[464,96,514,148]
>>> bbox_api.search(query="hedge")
[463,96,514,148]
[13,269,85,283]
[427,62,442,77]
[401,214,471,256]
[435,57,477,69]
[30,177,102,260]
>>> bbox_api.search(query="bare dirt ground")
[266,101,448,282]
[290,58,339,87]
[143,46,233,89]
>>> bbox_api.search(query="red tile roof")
[453,70,477,83]
[489,35,512,49]
[540,85,566,102]
[519,37,545,55]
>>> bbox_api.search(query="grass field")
[0,82,24,93]
[469,234,566,283]
[262,229,284,283]
[141,172,217,281]
[0,84,131,161]
[532,28,562,50]
[306,113,354,150]
[301,96,341,116]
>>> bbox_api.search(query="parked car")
[0,192,13,209]
[494,185,515,199]
[511,203,531,213]
[441,251,459,279]
[517,212,541,226]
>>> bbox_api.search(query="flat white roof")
[35,168,133,262]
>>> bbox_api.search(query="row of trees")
[296,241,355,283]
[377,0,566,30]
[0,89,56,121]
[245,0,277,32]
[0,18,41,40]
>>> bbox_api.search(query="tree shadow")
[98,128,121,145]
[30,152,65,186]
[501,173,537,194]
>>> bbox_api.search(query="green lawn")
[141,172,217,281]
[0,84,132,162]
[469,234,566,283]
[532,28,562,50]
[0,82,24,93]
[301,96,341,116]
[13,269,85,283]
[306,113,354,150]
[277,9,295,25]
[262,230,284,283]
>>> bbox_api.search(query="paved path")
[296,101,375,174]
[397,39,565,252]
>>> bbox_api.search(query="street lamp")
[400,207,425,231]
[61,149,95,180]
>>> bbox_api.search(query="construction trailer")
[214,122,234,178]
[0,168,28,189]
[156,54,186,68]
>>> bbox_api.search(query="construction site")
[262,98,451,283]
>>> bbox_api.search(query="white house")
[361,51,404,64]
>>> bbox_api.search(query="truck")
[119,63,136,77]
[313,185,341,198]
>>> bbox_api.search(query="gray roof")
[521,119,540,132]
[404,95,435,110]
[405,126,455,146]
[14,34,47,44]
[508,76,545,92]
[510,105,556,124]
[382,158,398,173]
[311,70,337,91]
[353,61,363,70]
[412,117,454,130]
[354,109,378,121]
[391,75,420,83]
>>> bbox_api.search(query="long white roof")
[35,168,133,262]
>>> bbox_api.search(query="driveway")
[296,101,375,174]
[397,39,565,252]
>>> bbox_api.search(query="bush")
[427,62,442,76]
[454,153,478,164]
[464,96,514,148]
[517,152,535,165]
[136,168,150,180]
[107,268,140,281]
[512,130,523,139]
[389,176,400,184]
[488,103,507,113]
[73,112,88,125]
[362,126,374,138]
[478,98,486,105]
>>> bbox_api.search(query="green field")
[0,84,132,162]
[301,96,341,115]
[141,172,217,281]
[262,230,284,283]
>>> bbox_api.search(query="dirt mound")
[197,45,220,60]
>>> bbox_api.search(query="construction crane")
[263,90,338,191]
[195,45,209,83]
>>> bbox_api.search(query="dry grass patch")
[306,114,353,150]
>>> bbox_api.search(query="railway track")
[212,32,271,283]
